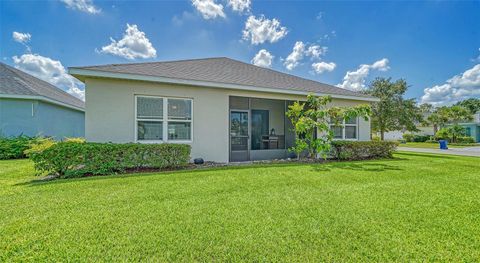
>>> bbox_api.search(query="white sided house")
[69,57,378,163]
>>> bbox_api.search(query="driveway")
[398,146,480,157]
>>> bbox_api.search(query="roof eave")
[0,93,85,112]
[69,68,380,102]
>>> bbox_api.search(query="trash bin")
[439,140,448,150]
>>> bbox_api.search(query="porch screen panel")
[229,96,249,110]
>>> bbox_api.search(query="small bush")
[29,142,191,178]
[457,136,475,144]
[0,135,38,160]
[412,135,430,142]
[402,133,414,142]
[24,138,57,157]
[330,141,398,161]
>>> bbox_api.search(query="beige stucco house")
[69,57,378,163]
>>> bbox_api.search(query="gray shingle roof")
[0,62,84,110]
[71,57,375,100]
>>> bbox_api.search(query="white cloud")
[12,54,85,100]
[228,0,251,13]
[192,0,225,19]
[337,58,390,91]
[60,0,101,14]
[421,64,480,106]
[242,15,288,45]
[12,32,31,44]
[284,41,328,70]
[306,45,327,59]
[251,49,274,68]
[99,24,157,60]
[284,41,305,70]
[312,61,336,74]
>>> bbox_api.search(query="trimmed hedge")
[29,142,191,178]
[0,136,36,160]
[330,141,398,160]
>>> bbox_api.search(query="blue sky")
[1,0,479,104]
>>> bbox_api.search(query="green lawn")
[1,153,480,261]
[399,142,478,149]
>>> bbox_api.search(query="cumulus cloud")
[192,0,225,19]
[228,0,251,13]
[251,49,274,68]
[312,61,336,74]
[242,15,288,45]
[306,45,327,59]
[99,24,157,60]
[421,64,480,106]
[60,0,101,14]
[337,58,390,91]
[283,41,328,70]
[284,41,305,70]
[12,54,85,100]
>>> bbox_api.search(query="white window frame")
[135,95,193,144]
[329,117,359,141]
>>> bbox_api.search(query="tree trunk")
[381,130,385,141]
[433,124,438,135]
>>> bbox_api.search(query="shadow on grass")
[311,162,403,172]
[395,151,456,159]
[19,157,406,187]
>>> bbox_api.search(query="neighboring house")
[69,57,378,163]
[382,126,435,141]
[0,63,85,138]
[455,112,480,142]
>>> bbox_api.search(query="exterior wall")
[85,78,372,162]
[459,123,480,143]
[0,98,85,138]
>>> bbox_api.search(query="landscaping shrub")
[0,135,38,160]
[412,135,430,142]
[457,136,475,144]
[330,141,398,160]
[29,142,191,178]
[402,133,414,142]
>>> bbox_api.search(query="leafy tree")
[286,95,371,159]
[455,98,480,114]
[435,125,466,143]
[363,78,423,140]
[425,105,473,135]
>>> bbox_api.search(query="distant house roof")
[0,62,84,111]
[70,57,378,102]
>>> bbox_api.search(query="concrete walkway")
[398,146,480,157]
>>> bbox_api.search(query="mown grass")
[400,142,479,149]
[1,153,480,261]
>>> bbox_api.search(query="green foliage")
[457,136,475,144]
[363,78,423,140]
[330,141,398,160]
[29,142,191,178]
[24,138,57,157]
[0,136,38,160]
[286,94,371,159]
[426,105,473,135]
[434,125,469,143]
[402,134,429,143]
[455,98,480,114]
[402,133,414,142]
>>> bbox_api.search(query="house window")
[329,117,358,140]
[136,96,193,142]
